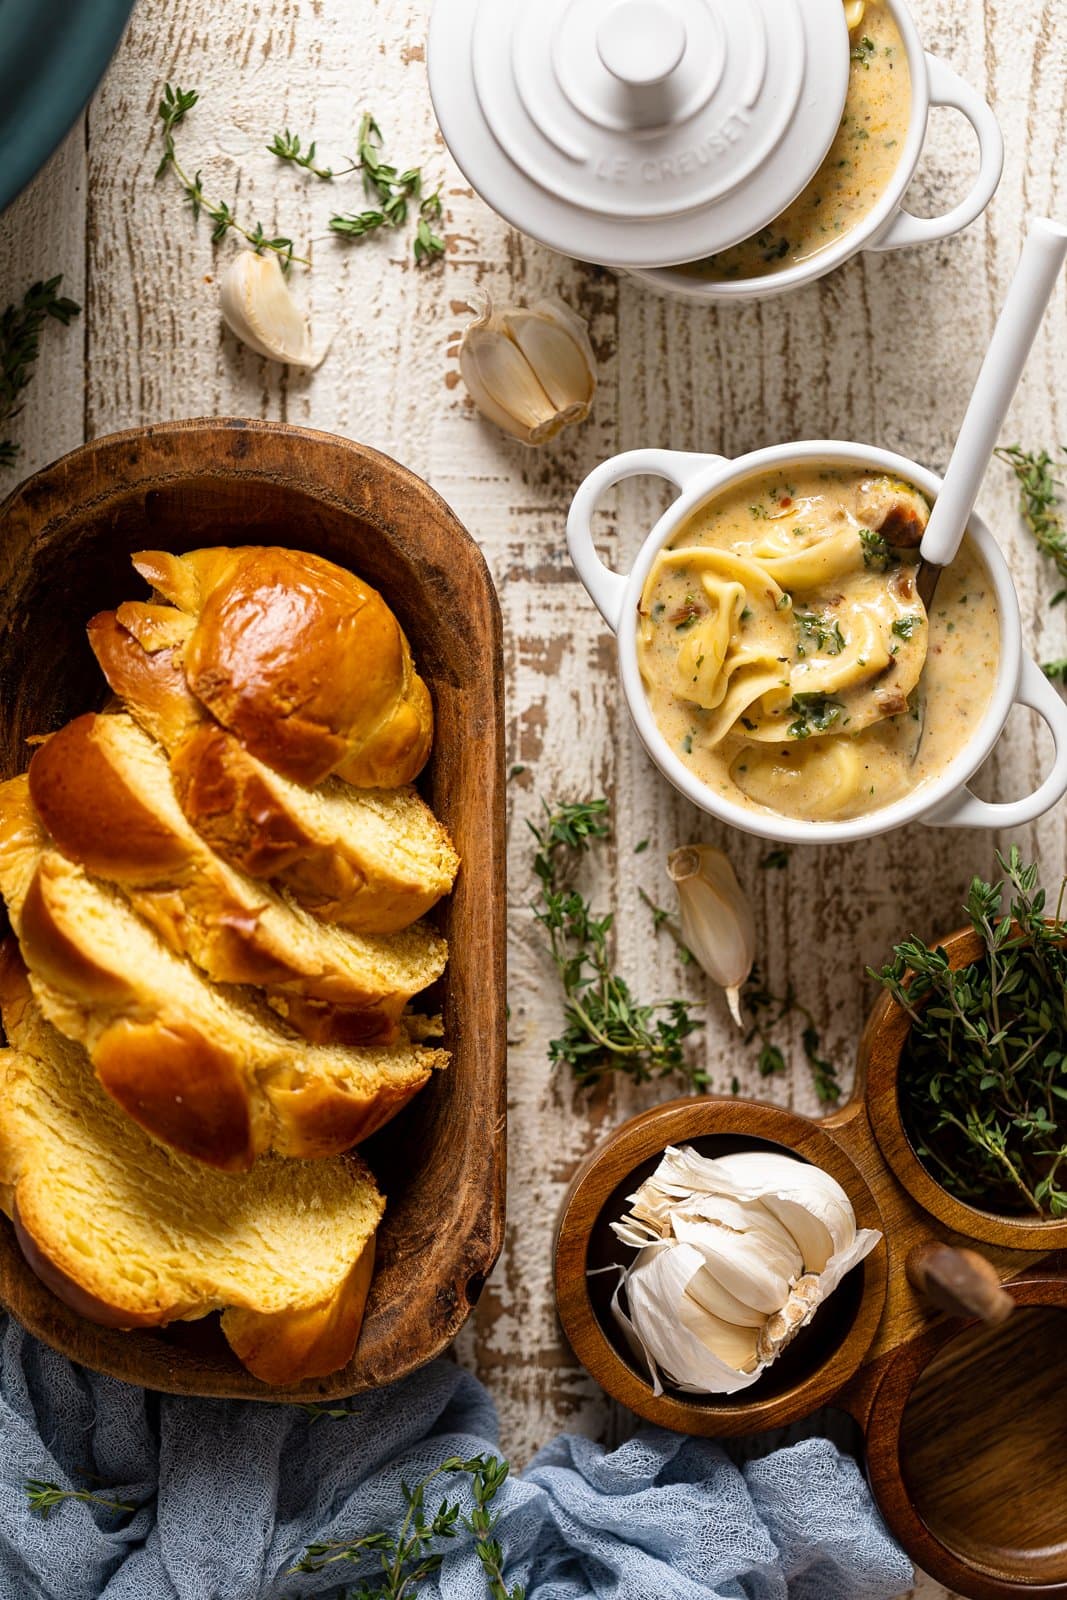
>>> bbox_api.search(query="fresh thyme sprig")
[267,128,357,180]
[156,84,306,267]
[328,114,445,265]
[997,446,1067,600]
[24,1478,135,1520]
[741,967,840,1105]
[531,799,705,1089]
[0,276,80,468]
[871,847,1067,1218]
[291,1455,523,1600]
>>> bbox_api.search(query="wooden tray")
[556,926,1067,1599]
[0,418,507,1401]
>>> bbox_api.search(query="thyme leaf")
[870,847,1067,1218]
[0,276,80,468]
[267,127,357,180]
[329,113,446,266]
[741,967,841,1105]
[531,799,705,1089]
[997,446,1067,677]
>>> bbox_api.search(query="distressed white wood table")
[2,2,1065,1595]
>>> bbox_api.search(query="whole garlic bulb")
[458,292,596,446]
[220,250,317,366]
[667,845,754,1025]
[610,1145,881,1396]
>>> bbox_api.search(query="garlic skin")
[610,1145,881,1396]
[220,250,317,366]
[667,846,754,1025]
[458,292,596,446]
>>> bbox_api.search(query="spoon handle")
[920,216,1067,569]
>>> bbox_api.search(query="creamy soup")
[637,466,999,824]
[684,0,911,283]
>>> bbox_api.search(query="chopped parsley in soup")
[637,466,998,824]
[684,0,911,283]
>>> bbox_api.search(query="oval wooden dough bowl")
[0,418,507,1402]
[556,927,1067,1600]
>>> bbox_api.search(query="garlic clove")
[219,250,317,366]
[617,1243,766,1395]
[458,323,561,443]
[671,1201,802,1314]
[678,1291,761,1373]
[667,845,754,1025]
[457,291,597,447]
[686,1263,767,1328]
[504,305,595,415]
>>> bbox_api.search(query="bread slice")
[0,947,384,1385]
[131,546,433,787]
[28,711,448,1043]
[0,778,448,1171]
[88,609,460,932]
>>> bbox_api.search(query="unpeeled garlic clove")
[667,845,755,1025]
[219,250,317,366]
[457,292,596,446]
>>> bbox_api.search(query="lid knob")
[595,0,687,88]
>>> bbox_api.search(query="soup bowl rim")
[568,437,1065,845]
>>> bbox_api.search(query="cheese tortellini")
[638,465,999,824]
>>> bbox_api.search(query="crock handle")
[923,656,1067,829]
[869,55,1003,252]
[567,450,723,632]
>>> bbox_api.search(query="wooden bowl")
[861,925,1067,1251]
[864,1275,1067,1599]
[0,418,506,1400]
[554,1097,889,1435]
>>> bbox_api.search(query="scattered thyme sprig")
[531,799,705,1089]
[291,1455,523,1600]
[741,967,840,1105]
[156,84,306,267]
[997,446,1067,680]
[24,1479,135,1520]
[0,277,80,468]
[871,847,1067,1218]
[327,114,445,265]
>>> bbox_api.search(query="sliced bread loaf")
[0,947,384,1385]
[28,711,448,1042]
[0,777,448,1170]
[88,609,460,932]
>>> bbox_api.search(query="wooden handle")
[906,1242,1014,1326]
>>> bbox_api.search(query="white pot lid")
[428,0,851,269]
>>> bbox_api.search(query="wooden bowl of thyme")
[860,848,1067,1250]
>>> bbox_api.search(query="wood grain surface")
[2,1,1066,1595]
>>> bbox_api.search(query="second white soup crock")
[567,442,1067,845]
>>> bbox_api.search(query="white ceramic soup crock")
[429,0,1003,304]
[630,0,1004,302]
[567,440,1067,845]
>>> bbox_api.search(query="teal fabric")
[0,0,134,213]
[0,1318,913,1599]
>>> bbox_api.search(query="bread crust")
[264,1062,438,1159]
[87,609,204,751]
[222,1236,376,1384]
[132,545,434,787]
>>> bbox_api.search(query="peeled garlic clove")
[220,250,316,366]
[667,845,754,1025]
[458,292,596,446]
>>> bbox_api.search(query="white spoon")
[918,215,1067,590]
[911,216,1067,754]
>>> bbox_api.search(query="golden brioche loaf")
[27,712,448,1042]
[0,948,383,1384]
[0,777,447,1170]
[88,609,459,931]
[132,545,434,787]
